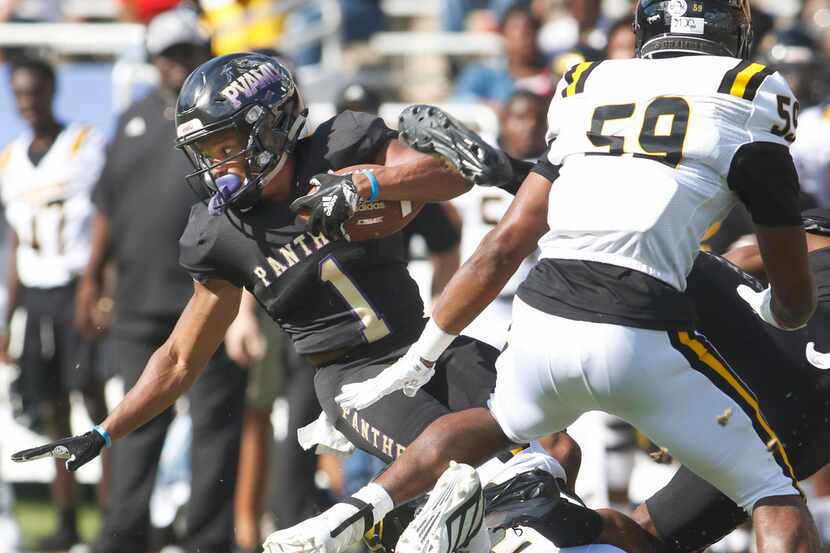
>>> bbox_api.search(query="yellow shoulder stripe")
[70,126,92,158]
[717,61,774,101]
[562,61,602,98]
[0,145,12,171]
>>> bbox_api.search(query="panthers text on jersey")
[0,124,105,288]
[538,56,798,292]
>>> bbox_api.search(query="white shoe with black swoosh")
[395,461,489,553]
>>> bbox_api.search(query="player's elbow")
[157,343,202,392]
[476,225,531,271]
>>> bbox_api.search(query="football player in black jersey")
[9,51,583,553]
[313,103,830,553]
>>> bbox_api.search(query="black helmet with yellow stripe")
[634,0,753,60]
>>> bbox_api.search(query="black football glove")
[11,429,106,472]
[289,173,361,241]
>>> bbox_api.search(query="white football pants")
[489,297,798,511]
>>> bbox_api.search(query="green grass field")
[14,499,101,549]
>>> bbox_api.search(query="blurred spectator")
[227,291,271,553]
[335,83,381,114]
[760,26,830,207]
[0,57,109,551]
[0,0,62,22]
[442,0,518,32]
[200,0,285,56]
[340,0,385,41]
[497,89,547,159]
[802,0,830,58]
[605,16,635,60]
[451,92,547,349]
[118,0,181,23]
[757,26,827,108]
[453,5,550,109]
[74,10,246,553]
[538,0,606,57]
[271,339,334,529]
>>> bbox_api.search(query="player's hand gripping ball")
[290,168,423,242]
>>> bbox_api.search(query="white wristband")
[415,319,457,363]
[759,288,807,331]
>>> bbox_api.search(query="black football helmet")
[634,0,753,60]
[175,52,306,215]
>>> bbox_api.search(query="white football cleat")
[263,504,366,553]
[396,461,488,553]
[263,517,333,553]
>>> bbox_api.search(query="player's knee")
[537,432,581,489]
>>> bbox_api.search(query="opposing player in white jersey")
[0,58,108,550]
[264,2,822,553]
[451,90,546,349]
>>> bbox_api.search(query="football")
[299,164,425,241]
[344,198,424,241]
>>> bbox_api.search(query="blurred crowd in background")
[2,2,830,553]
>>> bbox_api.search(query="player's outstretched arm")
[336,172,551,410]
[12,278,242,470]
[431,170,551,333]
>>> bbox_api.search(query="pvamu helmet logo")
[174,52,307,215]
[219,62,286,109]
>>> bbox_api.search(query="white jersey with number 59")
[539,55,797,290]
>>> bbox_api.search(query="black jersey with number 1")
[178,111,425,355]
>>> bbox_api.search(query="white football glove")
[336,346,435,410]
[335,319,456,411]
[736,284,807,331]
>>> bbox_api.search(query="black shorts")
[644,253,830,552]
[16,282,99,401]
[315,335,499,462]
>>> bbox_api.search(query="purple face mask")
[208,174,244,216]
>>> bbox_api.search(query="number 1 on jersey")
[320,256,391,344]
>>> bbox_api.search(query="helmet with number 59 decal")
[174,52,307,215]
[634,0,753,60]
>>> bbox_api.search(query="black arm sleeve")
[727,142,802,227]
[530,157,561,186]
[402,203,460,253]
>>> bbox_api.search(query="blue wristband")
[364,170,379,201]
[93,425,112,448]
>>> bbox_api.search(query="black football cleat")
[398,105,514,189]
